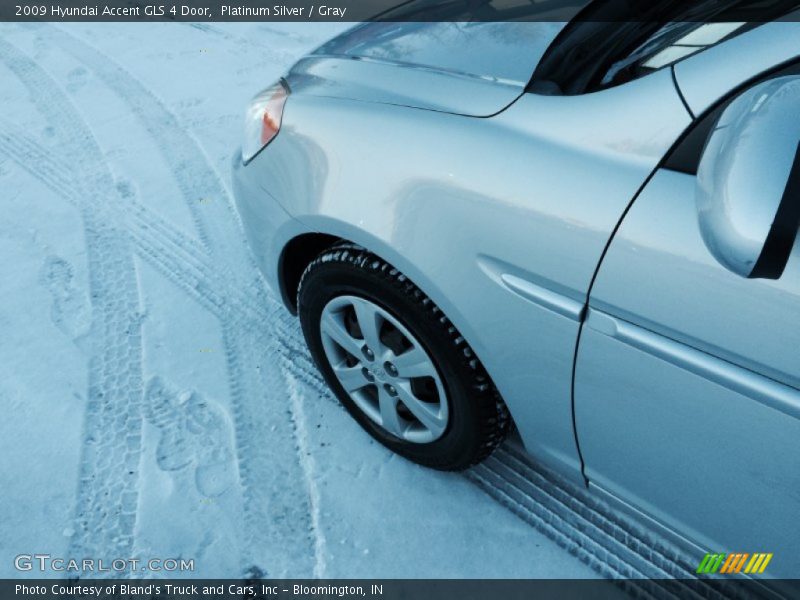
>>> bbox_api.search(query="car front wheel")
[297,245,509,470]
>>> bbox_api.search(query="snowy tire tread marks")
[46,24,320,576]
[0,37,145,570]
[0,121,330,403]
[470,446,770,600]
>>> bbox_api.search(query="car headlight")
[242,80,289,164]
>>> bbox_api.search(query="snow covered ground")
[0,22,602,579]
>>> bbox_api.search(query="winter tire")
[297,245,510,470]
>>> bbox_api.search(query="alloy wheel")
[319,295,449,443]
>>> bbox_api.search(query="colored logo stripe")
[696,553,725,574]
[744,553,773,574]
[697,553,772,574]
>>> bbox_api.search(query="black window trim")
[662,58,800,175]
[527,0,800,96]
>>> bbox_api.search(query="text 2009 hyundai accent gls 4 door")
[233,0,800,583]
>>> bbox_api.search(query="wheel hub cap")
[319,295,449,444]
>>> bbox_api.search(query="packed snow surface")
[0,22,598,578]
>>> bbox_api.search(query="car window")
[599,21,748,88]
[529,0,800,95]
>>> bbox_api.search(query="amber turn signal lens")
[242,80,289,164]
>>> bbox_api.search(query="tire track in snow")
[281,371,328,578]
[470,445,771,599]
[0,123,329,403]
[46,24,244,263]
[37,24,323,577]
[3,126,334,548]
[0,38,145,573]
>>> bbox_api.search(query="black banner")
[3,579,800,600]
[2,0,800,22]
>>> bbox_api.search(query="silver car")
[233,1,800,581]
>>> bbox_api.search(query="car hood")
[285,22,566,117]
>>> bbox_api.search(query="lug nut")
[384,362,398,377]
[362,367,374,382]
[362,346,375,361]
[384,384,398,397]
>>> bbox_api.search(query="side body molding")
[477,255,585,322]
[585,309,800,422]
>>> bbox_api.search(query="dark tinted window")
[529,0,800,95]
[598,21,749,88]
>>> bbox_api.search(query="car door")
[574,64,800,580]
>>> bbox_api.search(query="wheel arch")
[280,218,466,338]
[278,219,519,434]
[279,232,341,314]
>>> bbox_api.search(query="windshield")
[530,0,800,95]
[599,21,748,87]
